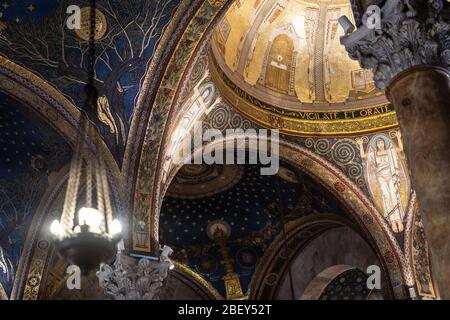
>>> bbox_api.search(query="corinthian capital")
[96,252,171,300]
[341,0,450,89]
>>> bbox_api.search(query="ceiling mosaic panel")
[208,0,397,137]
[0,0,181,162]
[159,161,351,297]
[0,91,71,298]
[319,268,370,300]
[212,0,384,105]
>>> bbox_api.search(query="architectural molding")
[300,264,355,300]
[132,0,232,256]
[209,43,398,136]
[122,0,203,208]
[18,168,70,300]
[170,261,224,300]
[248,215,353,299]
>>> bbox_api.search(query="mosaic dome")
[210,0,396,136]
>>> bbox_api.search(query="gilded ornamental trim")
[209,49,399,136]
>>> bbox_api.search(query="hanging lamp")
[50,1,121,274]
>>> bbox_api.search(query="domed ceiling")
[210,0,397,136]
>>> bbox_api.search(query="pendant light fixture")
[50,0,121,274]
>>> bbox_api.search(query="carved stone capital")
[341,0,450,89]
[96,252,171,300]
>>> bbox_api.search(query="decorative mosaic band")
[209,50,399,136]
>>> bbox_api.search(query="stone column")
[387,66,450,299]
[341,0,450,298]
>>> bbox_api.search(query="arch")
[256,23,302,95]
[170,261,224,300]
[129,0,394,262]
[267,24,302,52]
[247,214,389,299]
[0,283,7,300]
[162,81,217,185]
[10,166,70,300]
[247,215,368,299]
[0,56,120,179]
[300,264,384,300]
[121,0,201,202]
[404,195,437,299]
[235,0,280,74]
[152,133,410,299]
[130,0,234,255]
[262,34,295,94]
[301,264,355,300]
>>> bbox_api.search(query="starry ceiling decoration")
[0,1,56,22]
[159,161,352,297]
[0,0,181,162]
[320,268,370,300]
[0,91,71,298]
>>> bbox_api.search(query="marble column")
[341,0,450,298]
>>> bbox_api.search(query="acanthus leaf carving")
[341,0,450,89]
[96,252,170,300]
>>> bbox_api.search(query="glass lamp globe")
[50,207,122,274]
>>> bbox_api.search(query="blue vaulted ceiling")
[0,1,58,21]
[160,162,352,298]
[0,0,181,163]
[0,91,71,298]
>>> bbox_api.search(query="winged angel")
[356,131,410,233]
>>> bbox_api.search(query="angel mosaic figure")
[356,131,409,233]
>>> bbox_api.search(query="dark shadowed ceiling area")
[0,91,71,297]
